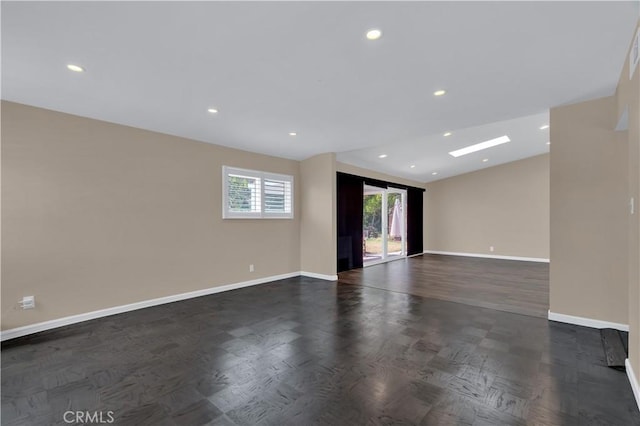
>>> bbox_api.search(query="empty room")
[2,2,640,425]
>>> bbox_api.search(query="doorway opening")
[363,185,407,265]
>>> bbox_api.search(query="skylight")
[448,135,511,157]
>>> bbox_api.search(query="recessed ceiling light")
[539,124,549,130]
[482,158,489,162]
[289,132,297,136]
[410,165,416,168]
[66,64,84,72]
[432,172,438,175]
[443,132,452,137]
[378,154,387,159]
[448,135,511,157]
[433,90,446,96]
[546,141,551,145]
[366,29,382,40]
[207,108,218,114]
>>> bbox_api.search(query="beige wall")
[1,101,301,330]
[550,96,629,325]
[424,154,550,259]
[616,20,640,383]
[336,162,426,190]
[300,153,337,277]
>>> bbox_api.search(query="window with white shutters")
[222,166,293,219]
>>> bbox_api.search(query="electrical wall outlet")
[249,264,255,272]
[489,246,495,252]
[20,296,35,310]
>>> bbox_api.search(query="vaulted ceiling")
[2,1,638,181]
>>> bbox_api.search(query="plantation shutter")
[227,171,262,215]
[223,166,294,219]
[263,173,293,217]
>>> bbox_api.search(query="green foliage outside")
[363,193,401,237]
[228,176,254,211]
[363,192,403,255]
[363,194,382,236]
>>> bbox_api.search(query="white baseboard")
[548,310,629,331]
[1,271,317,342]
[300,271,338,281]
[626,359,640,413]
[423,250,549,263]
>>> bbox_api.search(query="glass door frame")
[386,188,407,261]
[363,185,407,266]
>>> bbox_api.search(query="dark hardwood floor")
[340,254,549,318]
[2,260,638,425]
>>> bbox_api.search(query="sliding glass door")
[363,185,406,265]
[386,189,406,260]
[363,186,384,262]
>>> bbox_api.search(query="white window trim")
[222,166,294,219]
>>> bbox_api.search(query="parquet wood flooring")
[340,254,549,318]
[2,264,638,425]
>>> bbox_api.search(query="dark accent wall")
[336,172,424,272]
[407,187,424,256]
[337,173,364,272]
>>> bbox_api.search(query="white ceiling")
[339,111,550,182]
[2,2,638,182]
